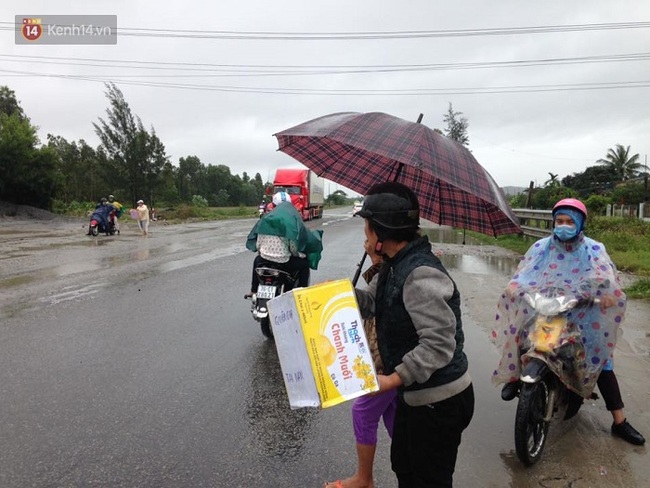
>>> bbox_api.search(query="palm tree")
[544,172,560,188]
[596,144,641,181]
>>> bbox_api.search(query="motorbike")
[246,263,300,339]
[512,292,600,466]
[88,207,118,236]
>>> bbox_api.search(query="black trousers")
[250,254,310,292]
[391,383,475,488]
[597,369,625,411]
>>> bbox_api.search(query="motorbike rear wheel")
[90,225,99,236]
[515,382,550,466]
[260,316,273,339]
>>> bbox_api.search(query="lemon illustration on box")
[268,279,379,409]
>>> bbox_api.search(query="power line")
[2,20,650,40]
[0,52,649,77]
[1,67,648,95]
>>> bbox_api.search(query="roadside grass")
[155,203,350,222]
[468,216,650,299]
[153,205,257,222]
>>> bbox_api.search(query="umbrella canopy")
[274,112,521,237]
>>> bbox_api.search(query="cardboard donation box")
[268,279,379,409]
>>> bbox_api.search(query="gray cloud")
[3,0,649,190]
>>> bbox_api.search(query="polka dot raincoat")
[491,233,626,398]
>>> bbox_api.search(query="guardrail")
[512,208,553,238]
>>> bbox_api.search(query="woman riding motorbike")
[245,191,323,297]
[492,198,645,445]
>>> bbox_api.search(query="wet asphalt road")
[0,209,648,487]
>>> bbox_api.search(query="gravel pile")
[0,201,59,220]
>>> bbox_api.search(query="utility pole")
[643,154,648,203]
[525,181,534,208]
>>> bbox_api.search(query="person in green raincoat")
[245,191,323,296]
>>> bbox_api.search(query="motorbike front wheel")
[514,382,550,466]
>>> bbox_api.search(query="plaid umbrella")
[274,111,521,237]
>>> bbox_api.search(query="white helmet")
[272,191,289,206]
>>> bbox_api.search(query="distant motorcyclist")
[244,191,323,297]
[107,194,123,234]
[257,198,269,218]
[87,198,115,235]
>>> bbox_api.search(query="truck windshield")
[274,186,301,195]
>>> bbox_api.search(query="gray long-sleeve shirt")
[356,265,471,405]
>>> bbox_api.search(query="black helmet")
[108,194,115,202]
[356,182,420,230]
[100,197,108,204]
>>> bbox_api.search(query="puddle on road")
[1,261,107,288]
[422,226,483,245]
[0,274,38,288]
[421,227,521,277]
[1,239,95,259]
[157,244,244,273]
[438,253,519,277]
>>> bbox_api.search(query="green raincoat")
[246,202,324,270]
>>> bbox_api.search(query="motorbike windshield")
[491,233,626,397]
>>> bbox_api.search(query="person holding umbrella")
[350,181,474,488]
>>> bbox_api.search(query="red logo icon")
[22,18,42,41]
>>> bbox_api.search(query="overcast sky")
[2,1,650,194]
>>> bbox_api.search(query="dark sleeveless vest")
[376,236,468,391]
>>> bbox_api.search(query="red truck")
[272,168,325,220]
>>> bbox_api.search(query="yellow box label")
[292,279,378,408]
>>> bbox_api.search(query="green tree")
[442,102,469,147]
[0,85,24,118]
[93,83,167,207]
[177,155,205,202]
[544,172,561,188]
[157,161,181,204]
[530,185,576,210]
[584,194,610,216]
[251,173,265,201]
[562,165,614,197]
[0,101,60,208]
[204,164,235,205]
[47,135,102,202]
[509,192,528,208]
[596,144,641,182]
[325,189,348,206]
[141,128,169,206]
[611,181,645,206]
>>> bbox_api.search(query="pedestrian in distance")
[324,239,397,488]
[352,181,474,488]
[136,199,150,236]
[493,198,645,446]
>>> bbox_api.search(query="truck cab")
[272,168,325,220]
